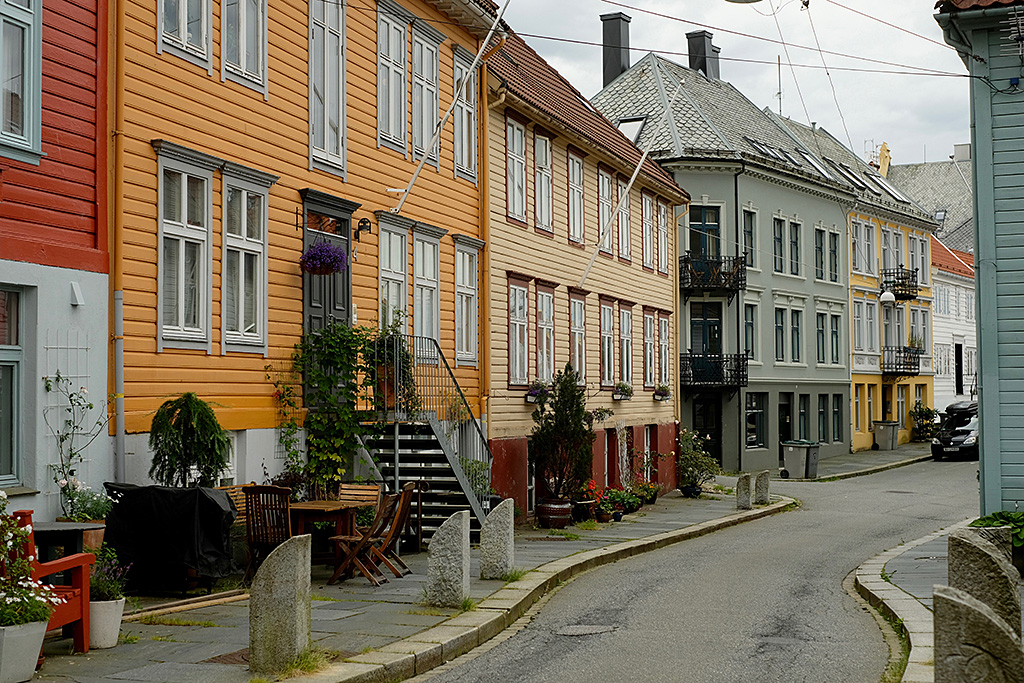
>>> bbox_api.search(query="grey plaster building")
[592,18,856,472]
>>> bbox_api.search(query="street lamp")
[724,0,763,3]
[879,290,896,305]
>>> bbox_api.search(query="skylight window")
[780,149,802,166]
[867,173,911,203]
[824,158,867,190]
[617,117,646,144]
[798,150,834,181]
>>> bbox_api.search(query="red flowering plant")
[576,478,598,503]
[299,241,348,275]
[0,491,65,626]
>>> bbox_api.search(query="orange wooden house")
[110,0,496,506]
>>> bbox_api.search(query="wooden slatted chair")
[335,483,381,506]
[10,510,95,653]
[243,484,292,583]
[368,482,415,578]
[215,483,248,526]
[326,493,398,586]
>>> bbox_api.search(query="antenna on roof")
[774,55,783,116]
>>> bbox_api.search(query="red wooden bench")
[12,510,95,653]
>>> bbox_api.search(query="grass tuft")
[139,615,220,628]
[459,597,476,612]
[548,529,581,541]
[311,594,342,602]
[500,568,528,583]
[280,647,337,679]
[575,520,599,530]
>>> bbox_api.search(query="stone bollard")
[249,535,311,676]
[947,527,1021,638]
[480,499,514,580]
[736,474,752,510]
[754,470,770,505]
[427,510,470,608]
[934,585,1024,681]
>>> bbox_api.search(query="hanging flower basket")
[299,241,348,276]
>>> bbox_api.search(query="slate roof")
[590,53,848,192]
[936,0,1023,10]
[888,159,974,253]
[779,117,937,228]
[488,34,687,200]
[932,235,975,279]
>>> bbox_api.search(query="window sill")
[224,68,268,99]
[0,141,44,166]
[1,485,39,497]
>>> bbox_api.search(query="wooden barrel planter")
[536,499,572,529]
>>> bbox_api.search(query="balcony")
[881,346,922,380]
[679,353,749,390]
[679,254,747,302]
[880,266,920,300]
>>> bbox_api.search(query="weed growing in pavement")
[575,520,599,531]
[119,632,138,644]
[311,594,342,602]
[879,611,909,683]
[501,568,528,583]
[139,616,221,628]
[459,598,476,612]
[360,646,375,654]
[880,568,897,583]
[281,647,337,678]
[548,529,581,541]
[405,607,450,617]
[711,484,735,495]
[151,636,177,642]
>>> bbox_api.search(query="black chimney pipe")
[601,12,631,87]
[687,30,721,79]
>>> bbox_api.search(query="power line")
[806,3,853,151]
[767,0,813,126]
[822,0,952,50]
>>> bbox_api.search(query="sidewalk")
[784,441,932,481]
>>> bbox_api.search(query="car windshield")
[943,412,976,431]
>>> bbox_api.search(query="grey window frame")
[411,21,444,165]
[309,0,347,177]
[0,288,23,488]
[454,234,482,366]
[453,46,477,182]
[0,0,42,165]
[745,392,766,449]
[221,0,269,97]
[377,0,413,155]
[158,0,213,73]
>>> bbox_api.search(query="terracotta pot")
[536,499,572,529]
[90,598,126,649]
[596,510,613,523]
[0,621,47,683]
[56,517,106,551]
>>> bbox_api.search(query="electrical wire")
[822,0,951,50]
[767,0,813,126]
[805,3,854,151]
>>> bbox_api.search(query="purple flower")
[299,241,348,274]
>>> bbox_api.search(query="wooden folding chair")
[369,482,415,578]
[243,484,292,583]
[326,493,398,586]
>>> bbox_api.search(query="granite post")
[736,474,751,510]
[754,470,770,505]
[947,527,1021,638]
[427,510,470,607]
[249,535,311,675]
[933,585,1024,681]
[480,499,514,580]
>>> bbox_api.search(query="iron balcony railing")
[880,266,920,300]
[881,346,922,377]
[679,353,749,388]
[363,334,491,518]
[679,254,747,296]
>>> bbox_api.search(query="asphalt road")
[419,459,979,683]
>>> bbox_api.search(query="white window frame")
[221,0,268,95]
[570,295,586,383]
[643,313,655,387]
[0,288,23,487]
[568,152,584,243]
[657,201,669,273]
[828,230,840,282]
[893,228,904,267]
[507,118,526,221]
[830,314,841,365]
[379,226,407,330]
[619,307,632,385]
[851,221,862,273]
[413,231,441,345]
[509,282,528,385]
[158,0,212,71]
[744,303,757,361]
[789,221,801,276]
[642,194,654,269]
[309,0,346,175]
[0,0,42,165]
[377,6,408,154]
[454,240,479,365]
[453,51,477,181]
[221,176,269,353]
[897,385,907,427]
[537,289,554,382]
[790,309,802,363]
[411,28,441,164]
[618,180,631,259]
[658,316,670,386]
[535,134,553,230]
[742,209,756,268]
[864,224,875,274]
[853,300,864,351]
[917,235,929,284]
[600,303,614,387]
[866,301,878,352]
[598,169,613,253]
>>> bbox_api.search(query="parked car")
[931,401,979,460]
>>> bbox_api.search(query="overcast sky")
[499,0,971,166]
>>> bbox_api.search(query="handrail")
[679,352,749,388]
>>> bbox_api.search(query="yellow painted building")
[110,0,497,482]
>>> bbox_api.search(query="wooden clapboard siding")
[485,100,682,441]
[0,0,106,272]
[119,0,486,433]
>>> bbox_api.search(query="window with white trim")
[863,224,875,274]
[772,218,784,272]
[537,289,554,382]
[507,118,526,220]
[568,152,584,243]
[223,0,266,87]
[455,246,478,363]
[535,135,552,230]
[744,304,757,360]
[0,289,22,487]
[309,0,345,172]
[379,228,407,329]
[411,32,439,162]
[377,10,407,152]
[853,301,863,351]
[600,303,614,387]
[742,210,756,267]
[509,282,528,385]
[160,161,212,346]
[453,54,476,180]
[657,202,669,272]
[570,295,585,382]
[774,308,785,361]
[789,221,800,276]
[414,234,440,344]
[598,169,613,253]
[816,312,826,363]
[830,314,841,364]
[851,221,861,272]
[643,313,655,387]
[828,231,839,282]
[642,194,654,268]
[658,316,670,386]
[618,180,631,259]
[0,0,41,164]
[619,308,632,385]
[222,181,267,349]
[866,301,877,352]
[160,0,209,65]
[790,309,802,363]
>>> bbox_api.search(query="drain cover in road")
[554,624,617,636]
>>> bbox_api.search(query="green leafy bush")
[910,401,939,442]
[970,511,1024,548]
[149,393,231,487]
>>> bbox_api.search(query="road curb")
[853,518,973,683]
[296,495,796,683]
[786,453,933,482]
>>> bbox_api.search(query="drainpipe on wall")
[479,62,492,438]
[734,162,744,472]
[112,0,127,482]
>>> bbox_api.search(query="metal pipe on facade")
[112,0,127,482]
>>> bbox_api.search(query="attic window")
[780,149,801,166]
[935,209,947,222]
[617,117,646,144]
[867,173,911,204]
[824,158,868,190]
[745,136,788,163]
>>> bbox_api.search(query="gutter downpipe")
[113,0,126,482]
[479,62,491,446]
[734,160,744,472]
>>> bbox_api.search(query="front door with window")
[300,190,358,332]
[693,397,722,465]
[690,302,722,383]
[778,393,793,465]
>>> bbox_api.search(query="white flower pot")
[0,620,47,683]
[89,598,126,649]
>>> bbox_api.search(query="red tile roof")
[932,236,975,278]
[486,33,688,200]
[936,0,1022,10]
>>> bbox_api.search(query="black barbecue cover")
[103,483,237,590]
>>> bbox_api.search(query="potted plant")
[299,240,348,276]
[677,428,720,498]
[612,381,633,401]
[572,479,597,522]
[61,483,114,550]
[632,480,661,505]
[89,545,131,649]
[528,364,611,528]
[595,489,615,523]
[0,491,63,683]
[524,379,550,404]
[909,400,940,442]
[906,333,925,354]
[149,393,232,487]
[365,311,419,414]
[653,384,671,402]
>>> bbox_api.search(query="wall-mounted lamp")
[879,290,896,305]
[355,217,372,241]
